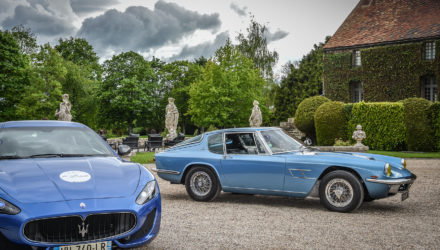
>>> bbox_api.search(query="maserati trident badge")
[78,222,89,238]
[80,202,86,209]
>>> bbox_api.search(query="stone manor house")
[323,0,440,103]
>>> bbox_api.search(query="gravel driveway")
[135,159,440,249]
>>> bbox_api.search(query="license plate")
[54,241,111,250]
[401,191,409,201]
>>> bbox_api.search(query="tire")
[185,167,221,202]
[319,170,364,213]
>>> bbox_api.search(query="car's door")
[220,132,285,191]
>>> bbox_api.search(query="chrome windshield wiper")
[28,153,112,158]
[0,155,25,159]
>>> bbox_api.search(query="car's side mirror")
[118,144,131,156]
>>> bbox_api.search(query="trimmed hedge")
[347,102,406,151]
[315,101,347,146]
[294,96,330,141]
[429,102,440,151]
[403,98,434,151]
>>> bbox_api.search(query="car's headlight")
[384,163,391,177]
[0,198,21,215]
[136,180,157,205]
[401,158,407,168]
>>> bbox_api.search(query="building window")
[423,42,436,60]
[421,76,437,102]
[353,50,361,67]
[350,81,363,102]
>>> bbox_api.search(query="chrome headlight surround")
[136,180,158,205]
[401,158,407,168]
[384,163,391,177]
[0,198,21,215]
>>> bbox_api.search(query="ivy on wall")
[324,40,440,102]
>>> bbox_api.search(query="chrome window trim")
[223,131,269,156]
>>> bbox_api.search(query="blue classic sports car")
[0,121,160,249]
[154,127,416,213]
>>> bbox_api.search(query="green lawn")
[130,152,155,164]
[368,150,440,158]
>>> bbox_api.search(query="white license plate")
[54,241,111,250]
[401,191,409,201]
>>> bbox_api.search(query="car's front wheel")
[319,170,364,212]
[185,167,221,202]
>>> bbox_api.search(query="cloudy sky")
[0,0,358,73]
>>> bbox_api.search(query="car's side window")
[225,133,259,155]
[208,133,224,154]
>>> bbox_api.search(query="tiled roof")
[324,0,440,50]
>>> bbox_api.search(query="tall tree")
[10,25,38,56]
[98,51,156,132]
[162,60,203,133]
[0,29,30,121]
[188,40,268,128]
[16,44,65,119]
[55,37,101,80]
[273,37,329,123]
[236,17,279,81]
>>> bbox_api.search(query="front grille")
[119,208,156,244]
[23,212,136,244]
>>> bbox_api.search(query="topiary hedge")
[294,96,330,142]
[429,102,440,151]
[315,101,347,146]
[347,102,406,151]
[403,98,434,151]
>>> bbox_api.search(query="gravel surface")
[135,159,440,249]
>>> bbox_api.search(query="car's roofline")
[203,127,280,135]
[0,120,88,128]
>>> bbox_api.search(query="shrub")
[207,125,218,132]
[315,101,347,146]
[334,138,352,146]
[294,96,330,142]
[403,98,434,151]
[429,102,440,151]
[348,102,406,151]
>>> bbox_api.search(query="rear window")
[208,133,223,154]
[173,134,203,148]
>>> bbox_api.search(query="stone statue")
[249,100,262,127]
[55,94,72,121]
[352,124,366,147]
[165,97,179,140]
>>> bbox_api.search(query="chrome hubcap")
[190,171,212,196]
[325,178,353,207]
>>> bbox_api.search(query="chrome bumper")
[151,168,180,175]
[365,177,415,185]
[366,174,416,194]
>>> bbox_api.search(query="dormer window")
[423,42,436,60]
[353,50,361,67]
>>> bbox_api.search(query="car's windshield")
[260,129,302,154]
[0,127,113,158]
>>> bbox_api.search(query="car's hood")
[0,157,140,203]
[278,151,402,171]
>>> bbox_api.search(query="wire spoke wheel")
[190,171,212,197]
[325,178,354,208]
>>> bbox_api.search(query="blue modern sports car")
[0,121,160,249]
[154,127,416,213]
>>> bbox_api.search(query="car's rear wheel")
[319,170,364,212]
[185,167,221,202]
